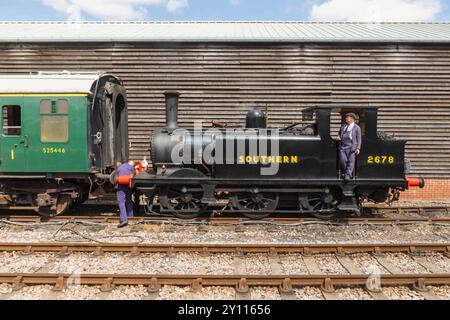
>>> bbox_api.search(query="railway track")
[2,215,450,226]
[0,242,449,255]
[0,242,449,299]
[1,204,449,225]
[1,205,450,299]
[1,273,450,296]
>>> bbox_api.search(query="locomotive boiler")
[132,91,424,219]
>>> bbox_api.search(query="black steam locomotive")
[131,91,424,219]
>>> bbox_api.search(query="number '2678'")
[367,156,394,164]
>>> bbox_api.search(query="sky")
[0,0,450,22]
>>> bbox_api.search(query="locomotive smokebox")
[164,90,180,132]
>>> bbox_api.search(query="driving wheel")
[159,185,205,219]
[230,192,279,220]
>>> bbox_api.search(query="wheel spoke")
[163,187,205,218]
[308,193,338,220]
[232,192,279,219]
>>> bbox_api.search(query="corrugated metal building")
[0,21,449,198]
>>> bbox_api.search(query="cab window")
[2,105,21,136]
[40,99,69,143]
[282,108,317,135]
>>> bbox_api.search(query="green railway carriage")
[0,72,128,215]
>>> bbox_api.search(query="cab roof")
[316,104,379,110]
[303,104,379,113]
[0,72,112,94]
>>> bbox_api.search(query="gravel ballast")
[1,201,449,300]
[0,221,449,245]
[1,251,448,276]
[0,281,449,300]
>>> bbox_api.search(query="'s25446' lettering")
[43,147,66,154]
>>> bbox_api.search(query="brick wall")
[401,179,450,202]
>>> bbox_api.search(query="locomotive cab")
[315,105,413,208]
[307,105,405,181]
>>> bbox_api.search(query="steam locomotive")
[130,91,424,219]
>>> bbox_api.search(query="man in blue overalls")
[116,160,135,228]
[337,113,362,181]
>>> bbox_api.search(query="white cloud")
[166,0,189,13]
[42,0,188,20]
[229,0,240,6]
[309,0,442,22]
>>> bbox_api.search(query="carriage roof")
[0,72,112,95]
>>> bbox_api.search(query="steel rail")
[3,215,450,225]
[1,205,450,222]
[0,242,449,256]
[1,273,450,292]
[0,204,449,224]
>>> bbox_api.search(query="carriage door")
[0,100,27,172]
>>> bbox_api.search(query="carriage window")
[41,115,68,142]
[40,99,69,114]
[58,99,69,113]
[40,100,51,113]
[2,105,21,136]
[40,99,69,142]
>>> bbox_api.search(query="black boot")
[117,221,128,228]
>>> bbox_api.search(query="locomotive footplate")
[132,168,409,184]
[133,176,409,188]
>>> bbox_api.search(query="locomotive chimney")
[164,90,179,132]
